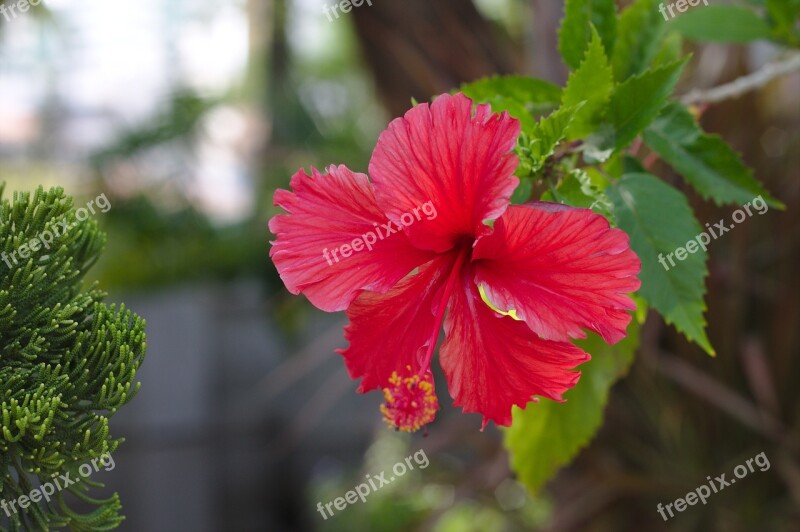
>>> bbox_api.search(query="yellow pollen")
[380,365,438,433]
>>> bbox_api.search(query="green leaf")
[477,97,539,131]
[505,320,640,494]
[558,0,617,70]
[562,27,614,139]
[541,169,613,218]
[612,0,666,81]
[643,102,783,208]
[767,0,800,24]
[532,105,581,165]
[515,104,581,176]
[460,76,562,130]
[596,58,687,150]
[670,5,774,42]
[623,154,647,174]
[460,76,562,106]
[510,177,532,204]
[766,0,800,45]
[605,152,647,177]
[652,31,684,68]
[603,151,625,177]
[607,173,714,355]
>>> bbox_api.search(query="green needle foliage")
[0,185,147,531]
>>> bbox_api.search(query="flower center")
[380,366,438,433]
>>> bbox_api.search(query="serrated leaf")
[643,102,783,208]
[558,0,617,70]
[597,58,687,150]
[460,76,562,130]
[515,104,582,176]
[670,5,773,42]
[607,173,714,354]
[541,169,613,218]
[612,0,666,81]
[504,321,640,495]
[530,105,581,165]
[562,27,614,139]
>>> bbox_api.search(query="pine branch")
[0,185,147,531]
[681,53,800,105]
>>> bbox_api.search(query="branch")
[642,348,785,441]
[680,53,800,105]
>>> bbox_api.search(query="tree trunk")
[351,0,519,115]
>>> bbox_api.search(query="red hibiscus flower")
[269,93,641,431]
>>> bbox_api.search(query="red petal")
[370,93,520,253]
[269,165,434,312]
[440,271,590,429]
[472,203,641,344]
[338,253,456,393]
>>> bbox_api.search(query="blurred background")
[0,0,798,530]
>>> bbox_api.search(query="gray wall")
[100,281,381,532]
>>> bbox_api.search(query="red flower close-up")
[269,93,641,431]
[4,1,796,528]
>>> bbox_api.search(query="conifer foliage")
[0,185,146,530]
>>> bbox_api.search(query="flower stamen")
[380,365,438,433]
